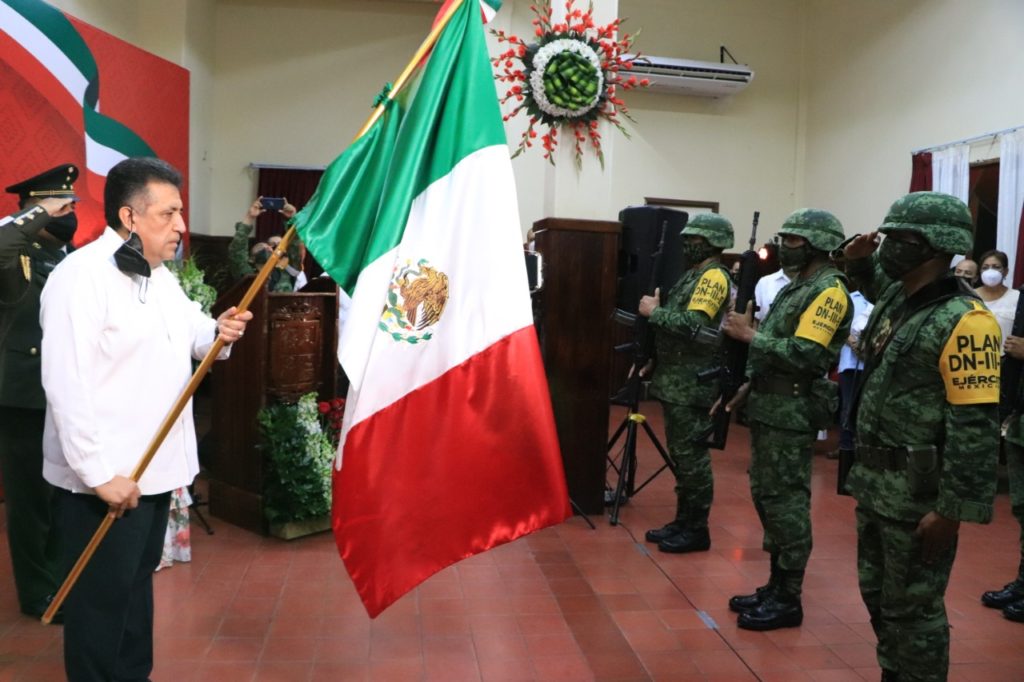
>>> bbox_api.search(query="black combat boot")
[658,527,710,554]
[880,670,899,682]
[982,556,1024,608]
[1003,598,1024,623]
[729,554,777,614]
[736,570,803,631]
[645,521,686,544]
[646,499,688,543]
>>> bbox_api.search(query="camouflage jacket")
[746,264,852,432]
[846,256,999,524]
[649,260,731,407]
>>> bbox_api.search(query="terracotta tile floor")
[2,403,1024,681]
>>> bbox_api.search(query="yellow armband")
[687,268,729,318]
[939,306,1001,405]
[794,283,848,348]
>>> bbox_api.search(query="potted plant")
[258,392,336,539]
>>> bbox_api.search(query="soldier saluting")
[843,192,1001,682]
[0,164,78,620]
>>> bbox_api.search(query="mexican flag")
[292,0,570,617]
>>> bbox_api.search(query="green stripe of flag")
[292,0,506,293]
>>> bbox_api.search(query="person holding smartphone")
[227,196,304,291]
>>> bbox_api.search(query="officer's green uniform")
[846,192,1000,682]
[0,164,78,617]
[228,221,300,292]
[736,209,852,629]
[646,214,733,552]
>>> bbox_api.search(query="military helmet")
[878,191,973,254]
[777,208,845,252]
[681,212,734,249]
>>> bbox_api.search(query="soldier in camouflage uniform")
[0,165,78,620]
[987,374,1024,622]
[721,209,852,630]
[639,213,734,554]
[843,192,1000,682]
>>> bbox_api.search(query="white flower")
[530,38,603,119]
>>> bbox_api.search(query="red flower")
[318,401,330,414]
[331,398,345,409]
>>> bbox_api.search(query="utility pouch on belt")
[906,445,940,498]
[808,377,839,431]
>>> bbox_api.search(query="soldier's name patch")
[939,309,1001,404]
[794,284,847,348]
[686,268,729,318]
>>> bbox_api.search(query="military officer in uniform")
[843,193,1000,682]
[721,209,852,630]
[0,164,78,620]
[638,213,734,554]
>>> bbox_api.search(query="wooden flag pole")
[42,0,468,626]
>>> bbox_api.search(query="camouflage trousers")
[661,401,713,530]
[856,505,956,682]
[749,422,814,595]
[1008,441,1024,564]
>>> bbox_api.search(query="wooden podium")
[533,217,621,514]
[207,276,338,534]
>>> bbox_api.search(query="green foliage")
[258,393,334,523]
[166,257,218,315]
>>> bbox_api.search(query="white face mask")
[980,268,1004,287]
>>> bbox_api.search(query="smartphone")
[260,197,285,211]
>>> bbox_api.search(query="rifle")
[692,211,760,449]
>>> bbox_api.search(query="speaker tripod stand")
[605,313,674,526]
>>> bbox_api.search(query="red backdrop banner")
[0,9,189,247]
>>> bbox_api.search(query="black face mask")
[680,240,715,267]
[253,249,270,266]
[878,237,935,280]
[778,243,812,272]
[114,232,151,278]
[46,212,78,243]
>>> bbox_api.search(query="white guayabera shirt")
[40,228,230,496]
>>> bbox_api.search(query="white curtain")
[931,144,971,203]
[998,129,1024,282]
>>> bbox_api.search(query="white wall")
[612,0,804,245]
[801,0,1024,234]
[208,0,439,235]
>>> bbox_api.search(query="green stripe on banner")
[5,0,96,101]
[83,106,155,158]
[291,0,506,293]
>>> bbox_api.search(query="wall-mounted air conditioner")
[622,54,754,97]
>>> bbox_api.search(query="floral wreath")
[491,0,648,168]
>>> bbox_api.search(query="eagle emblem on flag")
[379,259,450,344]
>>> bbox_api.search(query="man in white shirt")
[40,158,251,682]
[753,267,791,322]
[833,289,873,462]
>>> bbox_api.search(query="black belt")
[855,444,907,471]
[752,375,811,397]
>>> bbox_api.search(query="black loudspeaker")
[615,206,689,312]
